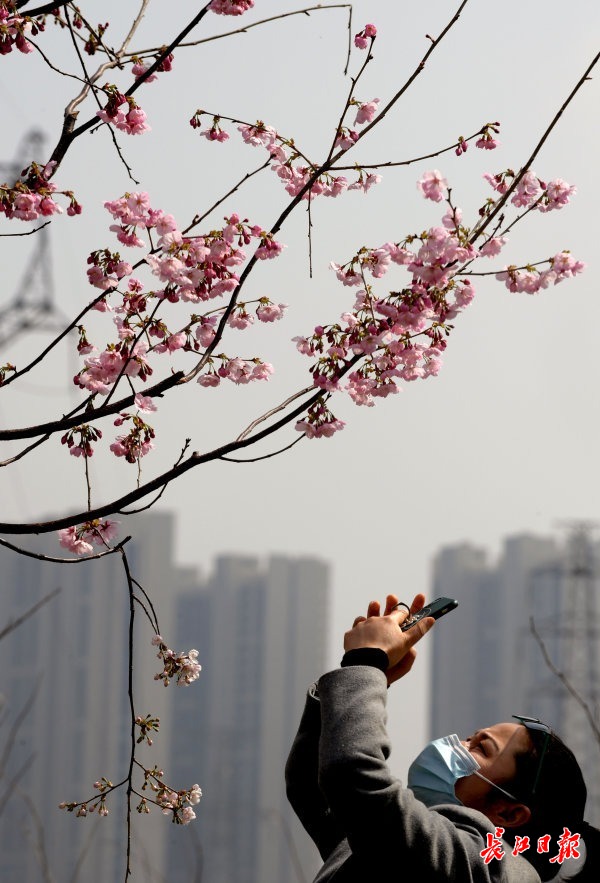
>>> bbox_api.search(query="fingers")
[383,594,400,615]
[367,600,381,618]
[403,615,435,648]
[409,593,426,616]
[352,615,367,628]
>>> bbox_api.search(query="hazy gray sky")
[1,0,599,768]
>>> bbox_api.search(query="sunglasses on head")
[512,714,552,798]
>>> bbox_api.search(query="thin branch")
[0,535,132,562]
[122,5,353,55]
[19,792,57,883]
[117,439,191,514]
[120,547,136,883]
[330,127,486,171]
[131,578,160,634]
[0,587,61,642]
[220,434,304,463]
[182,158,271,234]
[0,288,113,390]
[0,222,50,238]
[530,615,600,743]
[0,680,41,777]
[236,386,313,442]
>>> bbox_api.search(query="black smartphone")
[400,596,458,631]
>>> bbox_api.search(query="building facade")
[429,528,600,825]
[165,553,330,883]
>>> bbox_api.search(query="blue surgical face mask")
[407,734,518,808]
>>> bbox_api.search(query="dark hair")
[505,728,588,881]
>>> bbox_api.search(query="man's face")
[454,722,531,812]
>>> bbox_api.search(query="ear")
[490,800,531,829]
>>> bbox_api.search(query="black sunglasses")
[512,714,552,798]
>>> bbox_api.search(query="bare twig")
[0,587,61,642]
[220,434,305,463]
[20,792,57,883]
[0,222,50,238]
[530,615,600,743]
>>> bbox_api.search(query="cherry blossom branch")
[0,587,60,642]
[0,288,112,389]
[530,616,600,744]
[0,534,132,562]
[62,6,140,185]
[326,28,375,162]
[0,356,362,534]
[470,48,600,243]
[0,372,184,441]
[330,127,488,170]
[184,3,472,379]
[330,0,471,163]
[48,5,213,171]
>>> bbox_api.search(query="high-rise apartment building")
[165,553,330,883]
[429,529,600,825]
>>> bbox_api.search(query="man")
[286,593,591,882]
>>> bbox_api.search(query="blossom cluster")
[140,765,202,825]
[0,1,35,55]
[354,23,377,50]
[73,194,286,408]
[58,519,119,555]
[97,86,150,135]
[191,113,383,198]
[1,161,81,221]
[208,0,254,15]
[152,635,202,687]
[59,778,111,818]
[292,166,580,431]
[61,424,103,458]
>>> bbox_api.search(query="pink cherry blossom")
[255,237,285,260]
[348,172,382,194]
[479,237,507,258]
[355,99,380,125]
[197,372,221,387]
[195,318,217,347]
[58,527,94,556]
[208,0,254,15]
[134,393,158,413]
[417,170,448,203]
[256,302,287,322]
[354,23,377,49]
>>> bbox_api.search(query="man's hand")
[345,593,434,686]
